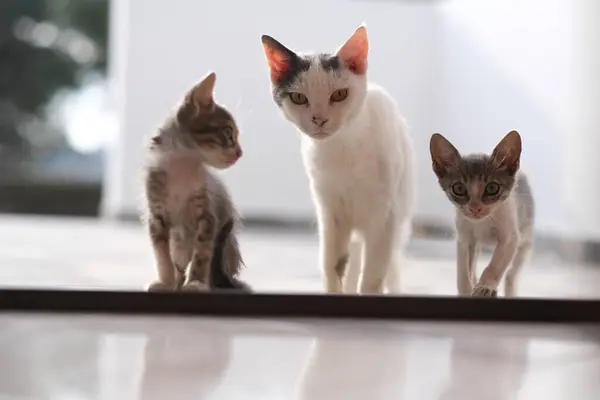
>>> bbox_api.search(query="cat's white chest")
[471,221,499,246]
[301,131,398,228]
[160,153,205,220]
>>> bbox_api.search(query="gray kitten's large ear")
[491,130,521,175]
[430,133,461,178]
[178,72,216,123]
[261,35,298,83]
[189,71,216,109]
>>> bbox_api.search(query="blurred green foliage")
[0,0,108,152]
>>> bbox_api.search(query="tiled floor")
[1,313,599,400]
[0,214,599,298]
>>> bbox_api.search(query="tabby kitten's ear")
[178,72,217,123]
[336,24,369,75]
[261,35,298,84]
[430,133,461,178]
[491,130,522,175]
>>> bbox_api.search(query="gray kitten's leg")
[473,233,519,297]
[360,218,395,294]
[456,238,478,296]
[504,239,532,297]
[146,214,177,292]
[181,192,215,292]
[318,213,352,293]
[170,229,192,289]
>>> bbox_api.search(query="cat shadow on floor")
[437,333,530,400]
[294,326,407,400]
[138,327,233,400]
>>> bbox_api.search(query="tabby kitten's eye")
[451,182,467,197]
[289,92,308,105]
[484,182,500,196]
[222,126,233,136]
[330,89,348,102]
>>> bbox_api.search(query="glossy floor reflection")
[1,314,598,400]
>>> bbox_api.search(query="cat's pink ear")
[261,35,297,83]
[430,133,461,177]
[188,72,216,109]
[177,72,216,123]
[492,130,522,175]
[336,25,369,75]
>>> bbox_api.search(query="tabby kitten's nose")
[235,147,243,159]
[312,116,328,127]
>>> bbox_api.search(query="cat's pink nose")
[470,204,483,215]
[235,147,243,159]
[312,116,328,127]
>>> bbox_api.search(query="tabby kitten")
[144,72,249,292]
[430,130,534,297]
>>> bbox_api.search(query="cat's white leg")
[318,212,352,294]
[170,232,191,289]
[146,214,178,292]
[342,239,362,293]
[456,238,478,296]
[384,221,410,294]
[473,233,519,297]
[384,255,401,294]
[360,218,396,294]
[504,239,532,297]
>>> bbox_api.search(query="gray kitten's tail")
[210,220,252,292]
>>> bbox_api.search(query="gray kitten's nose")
[311,116,328,127]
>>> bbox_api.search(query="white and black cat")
[430,130,534,297]
[261,25,416,294]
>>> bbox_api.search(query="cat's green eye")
[484,182,501,196]
[289,92,308,105]
[330,88,348,102]
[451,182,467,197]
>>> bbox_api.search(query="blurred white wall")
[102,0,597,239]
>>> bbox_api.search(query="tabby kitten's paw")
[146,281,176,292]
[181,280,209,292]
[472,285,498,298]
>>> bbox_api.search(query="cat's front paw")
[472,285,498,298]
[181,280,209,292]
[146,280,176,292]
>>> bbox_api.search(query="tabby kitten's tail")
[210,220,252,292]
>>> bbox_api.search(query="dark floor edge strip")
[0,289,599,323]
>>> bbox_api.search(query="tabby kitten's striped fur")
[144,72,250,292]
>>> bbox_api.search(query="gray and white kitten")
[430,130,534,297]
[144,72,250,292]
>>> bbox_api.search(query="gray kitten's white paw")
[146,281,175,292]
[181,280,209,292]
[472,285,498,298]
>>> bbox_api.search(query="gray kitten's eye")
[484,182,500,196]
[451,182,467,197]
[289,92,308,105]
[330,88,348,102]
